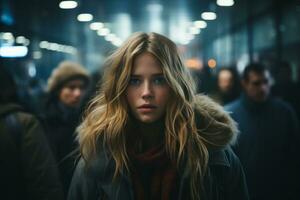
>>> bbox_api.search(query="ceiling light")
[105,34,116,42]
[39,41,49,49]
[147,3,163,12]
[24,39,30,46]
[33,51,42,59]
[90,22,104,30]
[64,46,77,54]
[186,34,194,41]
[2,32,14,40]
[0,46,28,58]
[193,20,207,29]
[97,28,110,36]
[77,13,93,22]
[217,0,235,7]
[16,36,26,44]
[59,1,78,9]
[112,38,123,47]
[201,12,217,20]
[190,27,201,35]
[48,43,59,51]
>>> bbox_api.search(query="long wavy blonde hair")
[78,32,232,199]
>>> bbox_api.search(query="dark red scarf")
[129,145,178,200]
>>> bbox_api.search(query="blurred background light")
[77,13,93,22]
[16,36,26,44]
[97,28,110,36]
[33,51,42,59]
[89,22,104,30]
[28,63,37,77]
[208,58,217,68]
[190,27,201,35]
[217,0,235,7]
[59,1,78,9]
[193,20,207,29]
[0,46,28,57]
[201,12,217,20]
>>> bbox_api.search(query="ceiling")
[1,0,277,72]
[1,0,233,48]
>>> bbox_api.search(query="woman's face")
[126,52,171,123]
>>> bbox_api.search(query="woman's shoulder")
[208,147,249,200]
[208,147,245,185]
[193,94,239,148]
[208,147,240,168]
[76,149,116,182]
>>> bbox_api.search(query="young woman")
[68,32,249,200]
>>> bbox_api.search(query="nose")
[73,88,83,99]
[141,81,153,99]
[260,82,269,92]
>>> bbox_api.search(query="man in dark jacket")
[225,63,300,200]
[42,61,90,197]
[0,65,64,200]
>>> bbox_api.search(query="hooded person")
[42,60,90,197]
[0,62,64,200]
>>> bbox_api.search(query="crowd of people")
[1,32,299,200]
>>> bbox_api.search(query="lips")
[137,104,157,112]
[138,104,156,108]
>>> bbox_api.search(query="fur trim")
[194,94,238,149]
[47,61,90,92]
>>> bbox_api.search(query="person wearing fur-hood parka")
[42,60,90,198]
[68,32,249,200]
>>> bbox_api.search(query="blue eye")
[153,77,166,85]
[128,78,141,86]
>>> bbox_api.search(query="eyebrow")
[130,73,164,77]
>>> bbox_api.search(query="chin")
[68,103,80,108]
[254,97,267,103]
[138,116,160,124]
[140,119,156,123]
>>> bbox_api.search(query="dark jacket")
[68,95,249,200]
[42,101,81,196]
[68,147,248,200]
[0,103,64,200]
[225,94,300,200]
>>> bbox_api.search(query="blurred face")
[243,70,271,102]
[218,70,233,92]
[59,79,86,107]
[126,52,171,123]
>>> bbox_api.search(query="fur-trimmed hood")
[47,61,90,93]
[193,94,238,149]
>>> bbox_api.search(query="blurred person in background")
[195,65,214,94]
[41,61,90,198]
[271,61,300,121]
[225,63,299,200]
[0,62,64,200]
[210,67,241,105]
[68,32,249,200]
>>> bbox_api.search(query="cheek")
[125,89,137,109]
[156,88,171,105]
[59,89,68,100]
